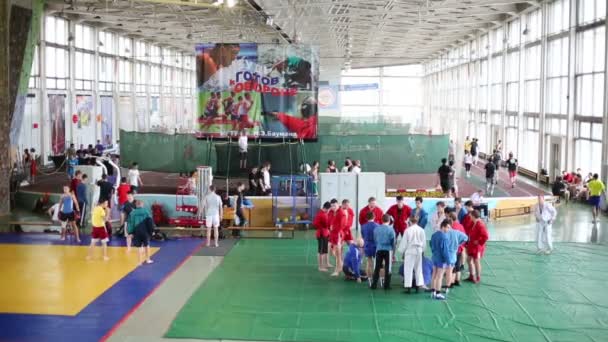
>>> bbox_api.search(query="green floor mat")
[166,239,608,342]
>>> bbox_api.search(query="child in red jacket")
[386,195,412,237]
[341,199,355,244]
[314,202,331,272]
[466,210,489,283]
[329,199,346,277]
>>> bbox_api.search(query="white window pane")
[340,77,380,105]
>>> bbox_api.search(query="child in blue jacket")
[430,219,451,300]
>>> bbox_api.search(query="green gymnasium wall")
[120,122,448,176]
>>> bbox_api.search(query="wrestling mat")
[166,239,608,342]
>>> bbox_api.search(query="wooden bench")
[518,167,550,185]
[225,226,295,239]
[493,205,532,220]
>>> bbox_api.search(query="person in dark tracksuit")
[234,182,247,237]
[370,214,396,290]
[128,200,155,265]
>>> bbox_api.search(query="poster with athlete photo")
[48,94,65,155]
[195,43,319,140]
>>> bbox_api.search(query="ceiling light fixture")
[225,0,237,8]
[266,16,273,26]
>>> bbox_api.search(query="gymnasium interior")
[1,0,608,341]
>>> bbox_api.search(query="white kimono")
[397,224,426,288]
[430,212,446,232]
[533,202,557,251]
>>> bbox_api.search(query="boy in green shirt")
[587,174,605,223]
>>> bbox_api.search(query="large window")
[490,55,503,111]
[548,0,570,35]
[341,65,423,124]
[45,46,69,89]
[29,46,40,89]
[575,26,605,118]
[506,51,519,112]
[523,44,541,113]
[507,19,521,48]
[119,60,132,92]
[525,9,543,43]
[578,0,606,24]
[98,31,116,55]
[545,37,569,116]
[75,24,94,51]
[99,56,114,92]
[74,51,94,90]
[575,121,603,174]
[45,16,68,45]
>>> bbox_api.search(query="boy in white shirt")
[238,130,248,170]
[397,216,426,292]
[430,201,446,231]
[533,195,557,255]
[128,162,144,193]
[203,185,223,247]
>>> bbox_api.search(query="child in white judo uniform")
[533,195,557,255]
[397,216,426,293]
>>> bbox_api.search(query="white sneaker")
[434,293,446,300]
[145,259,154,264]
[544,250,552,255]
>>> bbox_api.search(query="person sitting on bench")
[343,238,367,282]
[551,176,569,203]
[470,190,489,219]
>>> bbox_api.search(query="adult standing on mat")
[359,197,384,226]
[128,200,155,264]
[386,195,412,238]
[587,174,605,223]
[397,215,426,293]
[437,158,452,197]
[76,174,89,228]
[533,195,557,255]
[59,185,81,242]
[203,185,223,248]
[411,197,429,230]
[370,214,395,290]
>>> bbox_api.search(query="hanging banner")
[118,96,134,132]
[195,43,319,140]
[48,94,66,155]
[100,96,113,146]
[75,95,93,128]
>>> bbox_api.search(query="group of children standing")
[313,195,489,300]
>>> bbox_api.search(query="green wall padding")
[120,129,448,175]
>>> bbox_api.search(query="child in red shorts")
[87,200,110,261]
[329,199,345,277]
[466,210,489,283]
[314,201,331,272]
[341,199,354,244]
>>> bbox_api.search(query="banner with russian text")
[195,43,319,140]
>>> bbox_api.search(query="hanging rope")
[226,137,232,192]
[257,137,262,167]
